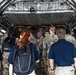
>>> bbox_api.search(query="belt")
[57,64,74,67]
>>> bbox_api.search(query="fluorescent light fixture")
[1,29,6,33]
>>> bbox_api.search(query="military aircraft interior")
[0,0,76,75]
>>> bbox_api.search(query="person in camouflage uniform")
[42,25,58,75]
[65,28,76,46]
[45,26,58,49]
[30,26,58,75]
[30,27,44,75]
[2,36,15,75]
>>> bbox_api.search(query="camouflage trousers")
[2,52,10,75]
[0,67,3,75]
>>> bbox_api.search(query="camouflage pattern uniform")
[65,34,76,46]
[42,32,58,75]
[30,35,44,75]
[44,32,58,50]
[29,34,37,45]
[35,37,44,75]
[30,32,58,75]
[2,52,10,75]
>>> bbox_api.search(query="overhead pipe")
[0,0,7,8]
[70,0,76,8]
[0,0,5,5]
[0,0,15,14]
[71,0,76,6]
[65,0,76,11]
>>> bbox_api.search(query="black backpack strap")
[29,43,35,62]
[26,44,31,53]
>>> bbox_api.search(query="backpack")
[2,37,15,52]
[13,43,35,75]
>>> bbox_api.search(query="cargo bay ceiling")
[0,0,76,28]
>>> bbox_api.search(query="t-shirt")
[8,43,40,64]
[48,39,76,66]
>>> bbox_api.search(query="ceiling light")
[1,29,6,33]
